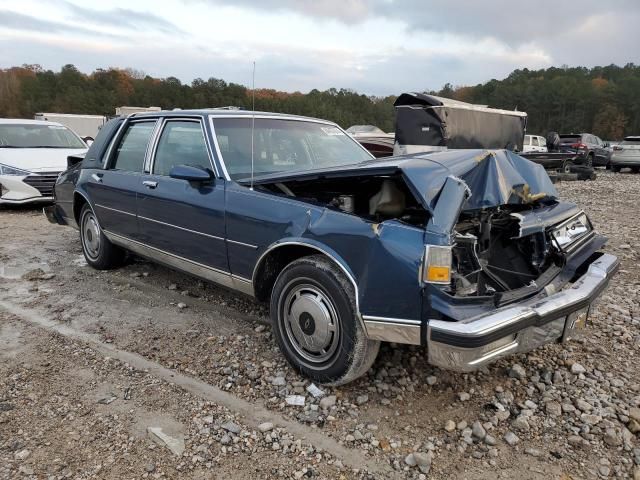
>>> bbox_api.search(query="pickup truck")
[44,110,618,385]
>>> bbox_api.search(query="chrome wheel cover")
[280,281,341,365]
[82,211,101,260]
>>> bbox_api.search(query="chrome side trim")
[362,315,421,325]
[208,117,231,180]
[226,238,259,249]
[103,230,254,296]
[138,215,225,241]
[144,119,166,173]
[363,319,421,345]
[94,203,136,217]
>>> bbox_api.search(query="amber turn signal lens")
[426,266,450,283]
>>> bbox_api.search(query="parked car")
[558,133,609,167]
[0,119,87,206]
[610,136,640,173]
[522,134,548,153]
[45,110,618,385]
[347,125,395,158]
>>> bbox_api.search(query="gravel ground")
[0,170,639,479]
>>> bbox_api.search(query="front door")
[88,120,157,238]
[136,118,228,274]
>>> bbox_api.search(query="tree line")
[1,63,639,139]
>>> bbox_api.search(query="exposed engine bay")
[258,174,429,226]
[451,209,562,297]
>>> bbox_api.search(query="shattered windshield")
[212,117,373,180]
[0,124,86,148]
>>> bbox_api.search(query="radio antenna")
[250,61,256,191]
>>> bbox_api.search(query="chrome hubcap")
[82,212,101,259]
[281,283,340,364]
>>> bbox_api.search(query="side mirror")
[67,153,85,168]
[169,164,213,182]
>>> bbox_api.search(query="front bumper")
[427,253,619,371]
[0,174,54,205]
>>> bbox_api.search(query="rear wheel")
[79,204,125,270]
[586,153,594,167]
[270,255,380,385]
[561,160,573,174]
[632,167,640,174]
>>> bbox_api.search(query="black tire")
[79,204,125,270]
[270,255,380,385]
[586,153,594,168]
[632,167,640,174]
[561,160,573,174]
[611,165,621,173]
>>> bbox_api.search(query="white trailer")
[115,106,162,117]
[34,113,106,140]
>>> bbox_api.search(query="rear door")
[87,119,157,238]
[136,118,228,274]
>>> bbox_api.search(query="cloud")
[185,0,371,23]
[189,0,640,67]
[59,1,183,34]
[0,10,121,38]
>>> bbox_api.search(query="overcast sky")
[1,0,639,95]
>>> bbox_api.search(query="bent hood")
[245,149,558,213]
[0,148,88,173]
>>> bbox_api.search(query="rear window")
[621,138,640,145]
[559,135,581,144]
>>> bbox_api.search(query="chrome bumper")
[427,253,619,371]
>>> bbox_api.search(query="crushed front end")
[421,152,619,371]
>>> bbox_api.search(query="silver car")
[611,136,640,173]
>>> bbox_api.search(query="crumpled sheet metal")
[407,149,558,212]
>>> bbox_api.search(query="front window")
[0,123,86,148]
[211,118,373,180]
[153,120,211,176]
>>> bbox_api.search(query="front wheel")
[79,204,125,270]
[561,160,573,174]
[270,255,380,385]
[611,165,621,173]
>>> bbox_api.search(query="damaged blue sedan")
[45,110,619,385]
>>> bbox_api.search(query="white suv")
[522,135,548,153]
[0,119,87,205]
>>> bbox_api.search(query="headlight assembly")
[550,212,592,252]
[0,164,31,176]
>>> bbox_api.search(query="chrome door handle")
[91,173,102,183]
[143,180,158,189]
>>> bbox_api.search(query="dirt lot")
[1,170,639,479]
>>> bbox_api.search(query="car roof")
[0,118,66,127]
[130,109,337,124]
